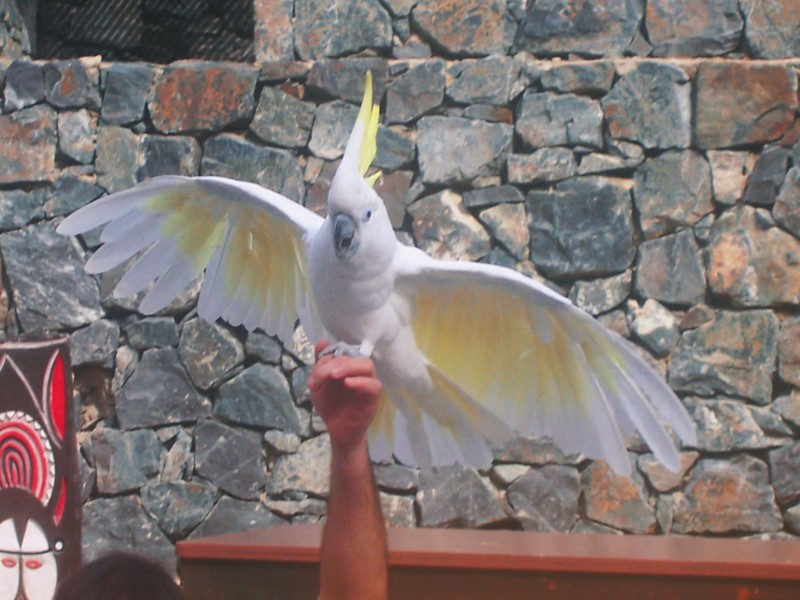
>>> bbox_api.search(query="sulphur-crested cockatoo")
[58,73,695,473]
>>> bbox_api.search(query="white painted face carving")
[0,519,19,600]
[0,518,58,600]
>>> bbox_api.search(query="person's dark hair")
[54,551,184,600]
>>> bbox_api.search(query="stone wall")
[1,0,800,573]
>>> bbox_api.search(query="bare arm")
[308,342,388,600]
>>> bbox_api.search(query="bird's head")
[327,71,392,260]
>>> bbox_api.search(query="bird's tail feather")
[369,365,513,468]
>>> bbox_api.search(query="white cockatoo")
[58,73,696,473]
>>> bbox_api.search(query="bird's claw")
[319,342,367,359]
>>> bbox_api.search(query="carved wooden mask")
[0,338,81,600]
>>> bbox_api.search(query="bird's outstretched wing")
[57,175,325,345]
[391,245,696,474]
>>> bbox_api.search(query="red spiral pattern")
[0,412,53,505]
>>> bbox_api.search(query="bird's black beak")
[334,213,359,258]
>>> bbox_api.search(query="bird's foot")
[318,342,367,359]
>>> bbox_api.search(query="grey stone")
[160,429,193,482]
[125,317,180,350]
[44,173,105,218]
[668,310,778,404]
[92,427,163,494]
[306,58,389,103]
[770,442,800,507]
[138,135,201,179]
[147,63,258,134]
[308,100,359,161]
[3,60,44,110]
[1,221,103,330]
[694,63,798,149]
[178,318,244,390]
[116,347,211,429]
[527,177,635,280]
[774,392,800,429]
[201,134,305,202]
[778,317,800,388]
[569,271,632,316]
[774,166,800,238]
[507,148,576,185]
[417,116,512,185]
[602,62,691,150]
[190,496,284,539]
[540,61,616,94]
[479,202,529,260]
[0,104,57,184]
[374,463,419,494]
[707,150,757,206]
[245,331,283,364]
[633,229,706,306]
[265,497,328,519]
[78,453,96,502]
[516,90,603,149]
[392,35,433,59]
[141,480,218,539]
[633,150,713,240]
[375,126,416,171]
[630,299,679,357]
[383,0,416,17]
[195,419,268,500]
[409,190,491,261]
[112,345,139,395]
[381,493,416,527]
[101,63,157,125]
[785,504,800,535]
[0,188,45,231]
[411,0,514,57]
[637,451,698,493]
[250,87,315,149]
[462,184,524,209]
[490,464,530,486]
[493,434,581,467]
[290,365,313,408]
[58,109,96,164]
[686,398,781,452]
[215,363,301,434]
[70,319,120,368]
[83,496,176,572]
[268,434,331,497]
[672,456,782,534]
[740,0,800,59]
[751,405,794,438]
[385,60,445,124]
[507,465,580,532]
[706,205,800,307]
[42,58,101,109]
[294,0,392,59]
[417,465,508,528]
[264,429,301,455]
[446,56,519,106]
[646,0,743,57]
[513,0,644,57]
[581,461,657,534]
[255,0,294,62]
[96,125,140,194]
[462,104,514,123]
[743,145,790,207]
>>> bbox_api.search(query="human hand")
[308,340,383,452]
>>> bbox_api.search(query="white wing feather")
[391,244,696,474]
[57,175,325,345]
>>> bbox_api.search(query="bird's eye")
[362,209,373,223]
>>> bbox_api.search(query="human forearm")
[319,438,388,600]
